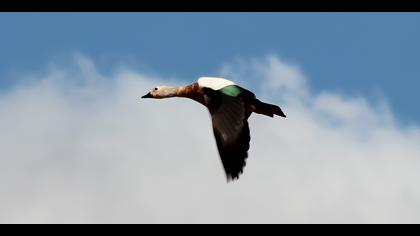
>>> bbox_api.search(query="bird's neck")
[175,83,197,97]
[157,84,197,98]
[175,83,206,105]
[158,83,205,105]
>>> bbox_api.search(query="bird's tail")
[253,99,286,118]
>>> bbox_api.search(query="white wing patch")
[197,77,235,90]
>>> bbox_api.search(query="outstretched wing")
[203,88,251,181]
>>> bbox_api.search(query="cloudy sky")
[1,13,420,223]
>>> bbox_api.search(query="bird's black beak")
[141,92,152,99]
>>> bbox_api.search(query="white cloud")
[1,54,420,223]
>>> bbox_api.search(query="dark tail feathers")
[253,99,286,118]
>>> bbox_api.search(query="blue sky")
[1,13,420,123]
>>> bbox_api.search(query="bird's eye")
[154,87,158,91]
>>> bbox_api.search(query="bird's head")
[141,86,177,99]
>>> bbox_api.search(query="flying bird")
[141,77,286,181]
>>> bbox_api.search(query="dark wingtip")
[226,174,240,183]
